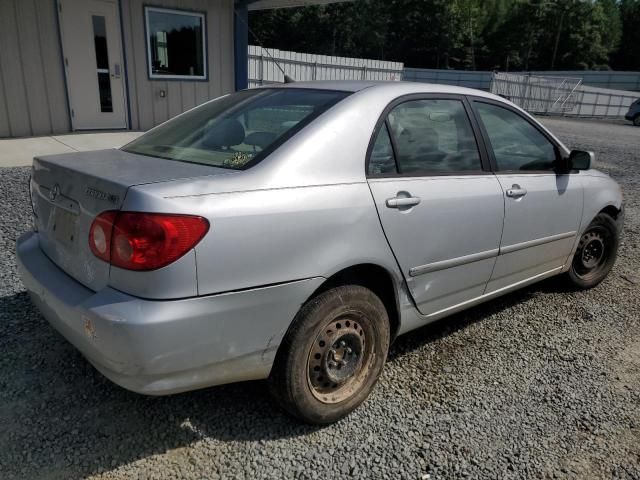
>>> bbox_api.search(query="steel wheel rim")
[307,312,373,404]
[573,226,611,280]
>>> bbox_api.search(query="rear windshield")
[122,88,350,169]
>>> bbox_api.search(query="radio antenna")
[234,9,296,83]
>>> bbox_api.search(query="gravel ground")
[0,118,639,480]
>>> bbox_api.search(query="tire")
[566,212,620,289]
[634,114,640,127]
[269,285,390,425]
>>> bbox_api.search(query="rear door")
[470,99,582,292]
[367,95,504,316]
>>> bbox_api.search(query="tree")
[249,0,632,71]
[612,0,640,70]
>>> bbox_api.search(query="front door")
[471,100,583,293]
[58,0,127,130]
[367,97,505,316]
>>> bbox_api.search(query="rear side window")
[123,88,350,169]
[474,102,557,171]
[381,99,482,174]
[368,124,396,175]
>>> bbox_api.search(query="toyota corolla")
[17,81,623,424]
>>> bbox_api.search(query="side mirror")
[568,150,593,170]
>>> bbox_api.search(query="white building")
[0,0,351,138]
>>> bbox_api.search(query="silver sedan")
[17,81,624,424]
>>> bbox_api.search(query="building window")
[92,15,113,112]
[144,7,206,80]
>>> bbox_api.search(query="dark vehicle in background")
[625,98,640,126]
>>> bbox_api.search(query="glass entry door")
[58,0,127,130]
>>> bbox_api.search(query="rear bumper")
[16,231,323,395]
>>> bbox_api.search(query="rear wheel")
[634,114,640,127]
[269,285,390,424]
[566,213,619,289]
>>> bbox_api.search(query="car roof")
[261,80,499,99]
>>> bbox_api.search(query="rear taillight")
[89,211,117,262]
[89,211,209,271]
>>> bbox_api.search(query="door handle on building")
[112,63,121,79]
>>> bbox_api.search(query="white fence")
[570,84,638,117]
[403,68,493,90]
[246,48,637,118]
[248,45,403,87]
[525,71,640,92]
[491,73,637,118]
[491,73,583,114]
[404,67,640,92]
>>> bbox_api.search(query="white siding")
[120,0,235,131]
[0,0,70,138]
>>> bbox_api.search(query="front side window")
[145,7,206,79]
[122,88,350,169]
[385,99,482,174]
[474,102,557,171]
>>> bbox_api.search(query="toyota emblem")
[49,184,60,202]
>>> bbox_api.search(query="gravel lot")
[1,117,639,480]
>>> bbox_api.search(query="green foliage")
[249,0,637,71]
[614,0,640,70]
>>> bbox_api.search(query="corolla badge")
[86,186,120,204]
[49,184,60,201]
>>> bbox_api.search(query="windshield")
[122,88,350,169]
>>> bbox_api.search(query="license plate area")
[52,207,78,248]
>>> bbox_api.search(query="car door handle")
[506,185,527,198]
[386,196,421,208]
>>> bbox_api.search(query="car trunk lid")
[31,149,229,291]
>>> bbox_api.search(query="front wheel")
[269,285,390,424]
[566,212,620,289]
[634,114,640,127]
